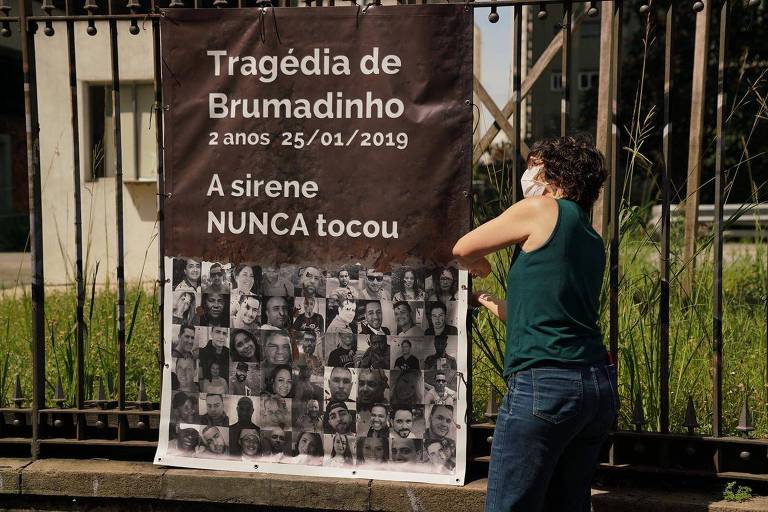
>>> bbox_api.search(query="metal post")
[511,3,522,203]
[108,19,127,426]
[659,0,673,435]
[66,19,87,440]
[560,0,571,136]
[152,15,166,375]
[712,0,728,439]
[19,0,45,459]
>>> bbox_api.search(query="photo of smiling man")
[359,270,391,301]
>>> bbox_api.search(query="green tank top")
[504,198,606,377]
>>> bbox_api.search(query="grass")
[0,280,161,406]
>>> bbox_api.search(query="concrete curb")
[2,458,768,511]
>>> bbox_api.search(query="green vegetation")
[723,481,753,502]
[0,278,161,406]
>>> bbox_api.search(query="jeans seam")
[532,369,583,424]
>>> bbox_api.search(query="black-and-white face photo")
[203,261,231,294]
[173,258,202,293]
[359,269,392,301]
[199,425,230,458]
[164,258,462,477]
[292,296,326,334]
[423,335,459,372]
[261,329,294,369]
[172,356,199,393]
[231,263,260,296]
[325,367,356,402]
[172,291,199,327]
[390,336,430,371]
[230,328,261,364]
[389,369,424,405]
[259,395,291,429]
[326,267,361,303]
[392,267,427,302]
[200,292,230,327]
[424,301,458,336]
[229,361,263,397]
[390,405,426,439]
[294,266,326,298]
[323,401,356,436]
[356,368,389,404]
[392,301,425,337]
[262,296,293,330]
[169,424,202,456]
[356,436,389,466]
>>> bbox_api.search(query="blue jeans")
[485,363,618,512]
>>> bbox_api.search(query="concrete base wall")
[2,458,768,512]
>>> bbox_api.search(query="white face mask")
[521,164,546,198]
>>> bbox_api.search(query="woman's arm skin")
[453,197,556,318]
[452,197,549,266]
[474,292,506,321]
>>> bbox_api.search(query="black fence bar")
[65,19,87,440]
[19,0,46,460]
[658,0,673,435]
[152,15,166,375]
[511,3,522,202]
[560,0,571,135]
[608,0,622,369]
[712,0,728,439]
[108,19,128,422]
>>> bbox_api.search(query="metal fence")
[1,0,767,483]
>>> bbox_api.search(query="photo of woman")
[172,291,197,326]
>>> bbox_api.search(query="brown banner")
[161,5,472,268]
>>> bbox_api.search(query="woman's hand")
[471,291,506,321]
[467,257,492,278]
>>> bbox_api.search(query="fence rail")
[1,0,767,484]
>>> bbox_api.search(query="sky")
[473,8,514,139]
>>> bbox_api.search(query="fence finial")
[587,1,598,17]
[692,1,705,12]
[484,387,499,423]
[683,395,699,434]
[736,394,754,438]
[54,376,66,408]
[631,390,646,432]
[537,2,547,20]
[12,374,24,408]
[488,5,499,24]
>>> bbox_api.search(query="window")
[88,83,157,182]
[550,73,563,92]
[578,71,599,91]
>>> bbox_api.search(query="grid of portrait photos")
[156,257,468,485]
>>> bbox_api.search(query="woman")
[172,291,197,325]
[239,428,264,462]
[356,436,388,465]
[327,433,354,466]
[452,136,616,512]
[390,369,422,404]
[427,267,457,303]
[230,264,258,312]
[231,329,260,363]
[293,431,323,465]
[200,361,228,394]
[171,391,200,426]
[392,267,426,301]
[265,364,294,398]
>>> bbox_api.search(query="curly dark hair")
[526,135,607,211]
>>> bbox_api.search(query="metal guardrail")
[648,203,768,239]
